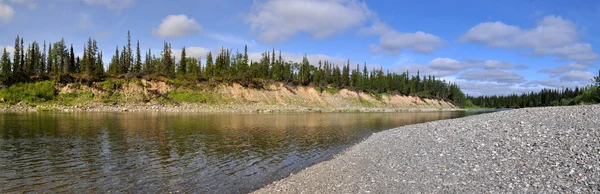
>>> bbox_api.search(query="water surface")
[0,111,477,193]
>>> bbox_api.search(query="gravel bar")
[254,105,600,193]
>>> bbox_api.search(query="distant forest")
[0,32,467,106]
[466,73,600,109]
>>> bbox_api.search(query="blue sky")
[0,0,599,96]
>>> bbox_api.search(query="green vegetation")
[467,71,600,109]
[168,90,218,103]
[58,91,94,105]
[0,80,55,104]
[0,32,467,106]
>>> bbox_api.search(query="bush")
[0,80,56,103]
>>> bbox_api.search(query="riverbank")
[0,79,460,113]
[0,102,461,113]
[254,105,600,193]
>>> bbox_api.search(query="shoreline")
[254,105,600,193]
[0,102,466,113]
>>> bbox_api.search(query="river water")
[0,111,478,193]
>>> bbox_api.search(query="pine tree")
[177,47,187,75]
[133,40,142,74]
[0,48,11,83]
[40,41,46,74]
[108,46,120,75]
[69,44,75,73]
[161,41,174,76]
[205,52,214,77]
[13,36,20,75]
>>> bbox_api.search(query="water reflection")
[0,111,475,193]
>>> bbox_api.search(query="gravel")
[254,105,600,193]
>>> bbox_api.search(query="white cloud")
[0,1,14,24]
[361,21,446,54]
[559,70,596,82]
[539,62,589,77]
[530,79,591,89]
[531,43,598,62]
[10,0,36,9]
[457,80,541,96]
[206,33,255,46]
[458,69,525,83]
[153,15,202,38]
[460,15,598,64]
[482,60,527,70]
[1,46,15,55]
[394,58,479,77]
[172,47,211,62]
[82,0,134,10]
[247,0,372,42]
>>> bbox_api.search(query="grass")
[0,80,56,104]
[168,90,220,103]
[57,91,95,105]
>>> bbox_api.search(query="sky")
[0,0,599,96]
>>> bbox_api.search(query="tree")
[133,40,142,74]
[161,41,174,76]
[0,48,11,83]
[108,46,120,75]
[13,36,20,75]
[594,70,600,89]
[177,47,187,75]
[205,52,214,77]
[68,44,75,73]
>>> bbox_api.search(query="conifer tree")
[133,40,142,74]
[69,44,75,73]
[0,48,11,83]
[178,47,187,75]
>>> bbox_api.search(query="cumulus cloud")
[538,62,589,77]
[171,47,211,62]
[460,15,598,64]
[456,80,541,96]
[206,33,255,46]
[82,0,134,10]
[482,60,528,70]
[361,21,446,54]
[559,70,596,82]
[247,0,372,42]
[153,15,202,38]
[394,58,480,77]
[1,46,15,55]
[459,69,525,84]
[529,79,591,89]
[0,1,14,24]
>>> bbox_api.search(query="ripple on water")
[0,111,477,193]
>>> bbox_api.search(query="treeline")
[0,32,466,105]
[467,79,600,109]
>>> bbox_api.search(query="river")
[0,111,479,193]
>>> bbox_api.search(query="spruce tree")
[133,40,142,74]
[0,48,11,83]
[13,36,20,76]
[69,44,75,73]
[178,47,187,75]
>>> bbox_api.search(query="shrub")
[0,80,56,103]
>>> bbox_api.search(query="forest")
[466,73,600,109]
[0,32,467,106]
